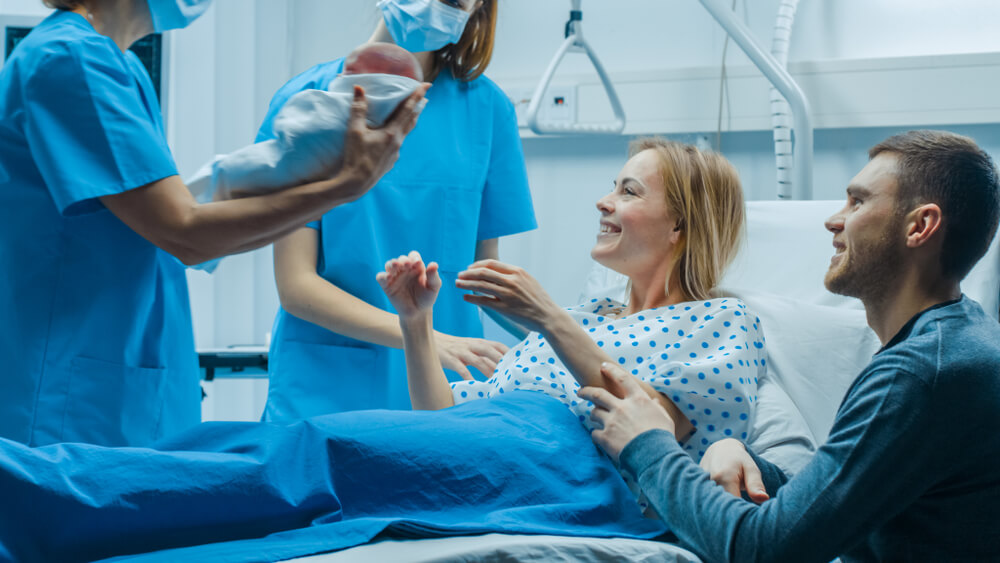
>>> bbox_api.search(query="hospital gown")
[452,297,765,461]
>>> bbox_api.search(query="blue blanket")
[0,392,668,562]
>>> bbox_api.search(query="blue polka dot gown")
[451,297,765,462]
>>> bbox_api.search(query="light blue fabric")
[148,0,213,32]
[262,59,537,420]
[0,11,200,447]
[0,392,668,562]
[377,0,471,53]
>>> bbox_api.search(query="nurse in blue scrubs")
[264,0,537,420]
[0,0,425,447]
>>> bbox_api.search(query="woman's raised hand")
[376,250,440,321]
[457,260,561,334]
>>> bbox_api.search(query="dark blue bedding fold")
[0,391,668,562]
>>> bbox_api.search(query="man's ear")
[905,203,943,248]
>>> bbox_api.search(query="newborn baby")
[186,43,424,203]
[343,42,422,81]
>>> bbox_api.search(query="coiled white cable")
[770,0,799,199]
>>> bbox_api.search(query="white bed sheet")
[287,533,700,563]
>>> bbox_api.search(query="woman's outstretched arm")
[276,231,506,381]
[377,251,454,410]
[458,260,692,438]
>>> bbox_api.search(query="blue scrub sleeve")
[22,38,177,216]
[255,78,302,143]
[476,92,536,241]
[255,61,344,143]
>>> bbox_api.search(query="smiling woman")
[377,138,766,463]
[593,139,746,303]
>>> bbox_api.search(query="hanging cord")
[715,0,739,151]
[770,0,799,198]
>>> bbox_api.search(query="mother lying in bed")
[380,137,763,460]
[0,139,765,562]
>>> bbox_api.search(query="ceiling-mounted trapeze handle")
[525,1,626,135]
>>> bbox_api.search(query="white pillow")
[719,288,880,443]
[747,371,816,477]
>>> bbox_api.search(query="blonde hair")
[628,138,745,301]
[433,0,496,82]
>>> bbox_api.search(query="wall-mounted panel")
[500,53,1000,137]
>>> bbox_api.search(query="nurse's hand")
[338,84,429,200]
[377,251,439,320]
[436,334,508,381]
[457,260,561,334]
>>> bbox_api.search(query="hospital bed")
[270,200,1000,562]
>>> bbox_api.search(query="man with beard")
[579,130,1000,562]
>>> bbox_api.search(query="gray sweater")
[621,296,1000,562]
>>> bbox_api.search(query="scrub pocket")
[64,356,167,446]
[272,340,380,417]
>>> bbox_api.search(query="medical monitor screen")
[3,27,163,101]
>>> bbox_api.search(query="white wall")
[486,0,1000,80]
[0,0,48,15]
[508,124,1000,307]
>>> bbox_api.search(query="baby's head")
[343,43,423,82]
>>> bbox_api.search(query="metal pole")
[698,0,814,199]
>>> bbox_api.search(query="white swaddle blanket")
[186,73,421,203]
[185,73,420,272]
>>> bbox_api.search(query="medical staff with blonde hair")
[263,0,537,420]
[0,0,426,447]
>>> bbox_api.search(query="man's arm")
[590,362,939,563]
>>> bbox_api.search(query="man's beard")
[824,219,905,301]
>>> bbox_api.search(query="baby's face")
[343,43,423,81]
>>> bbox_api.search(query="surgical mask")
[148,0,213,33]
[377,0,471,53]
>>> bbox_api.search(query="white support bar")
[698,0,814,200]
[526,0,626,135]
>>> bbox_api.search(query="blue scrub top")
[0,11,200,446]
[262,59,537,421]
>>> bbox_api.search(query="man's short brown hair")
[870,130,1000,281]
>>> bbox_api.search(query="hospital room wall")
[509,124,1000,308]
